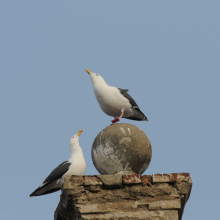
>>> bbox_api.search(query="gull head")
[70,130,83,147]
[85,68,106,86]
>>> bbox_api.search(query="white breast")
[94,85,131,117]
[65,149,86,176]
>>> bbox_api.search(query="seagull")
[30,130,86,197]
[85,69,148,124]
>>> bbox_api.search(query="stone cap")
[56,173,192,220]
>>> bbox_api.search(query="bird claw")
[111,118,120,124]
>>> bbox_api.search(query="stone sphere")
[91,123,152,175]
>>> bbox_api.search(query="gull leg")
[111,112,124,124]
[118,112,124,120]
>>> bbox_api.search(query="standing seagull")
[85,69,148,124]
[30,130,86,197]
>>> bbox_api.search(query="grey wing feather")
[118,88,148,121]
[118,88,139,108]
[42,161,71,185]
[29,161,71,197]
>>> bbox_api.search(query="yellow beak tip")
[77,130,83,136]
[85,68,92,74]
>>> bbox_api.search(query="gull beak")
[77,129,83,137]
[85,69,92,75]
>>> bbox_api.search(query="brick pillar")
[55,173,192,220]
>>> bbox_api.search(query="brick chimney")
[54,173,192,220]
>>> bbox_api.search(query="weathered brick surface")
[152,173,173,182]
[141,175,152,185]
[152,173,191,183]
[171,173,190,182]
[123,174,141,184]
[97,175,123,187]
[84,176,103,186]
[82,210,179,220]
[55,173,192,220]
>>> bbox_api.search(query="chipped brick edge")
[84,176,103,186]
[123,174,142,184]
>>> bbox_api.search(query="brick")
[123,174,141,184]
[152,174,173,183]
[148,199,181,210]
[77,200,181,214]
[141,175,152,185]
[76,201,134,214]
[84,176,102,186]
[171,173,190,181]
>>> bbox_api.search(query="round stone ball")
[91,123,152,175]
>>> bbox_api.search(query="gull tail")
[124,108,148,121]
[29,180,61,197]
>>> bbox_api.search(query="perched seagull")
[85,69,148,124]
[30,130,86,197]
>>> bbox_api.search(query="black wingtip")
[29,189,39,197]
[29,193,36,197]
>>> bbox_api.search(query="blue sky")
[0,1,219,219]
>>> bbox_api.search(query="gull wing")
[30,161,71,196]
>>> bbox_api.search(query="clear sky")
[0,1,219,219]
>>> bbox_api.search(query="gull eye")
[96,74,98,76]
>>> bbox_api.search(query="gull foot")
[111,118,120,124]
